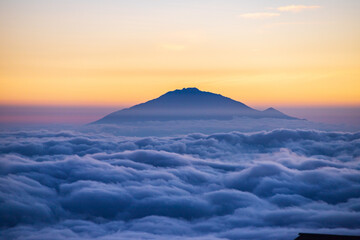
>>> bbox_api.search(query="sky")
[0,0,359,124]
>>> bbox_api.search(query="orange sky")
[0,0,359,107]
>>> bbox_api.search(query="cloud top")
[0,127,359,239]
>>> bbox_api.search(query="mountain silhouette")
[93,88,297,124]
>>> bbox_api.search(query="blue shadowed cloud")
[0,127,360,239]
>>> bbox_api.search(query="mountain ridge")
[93,88,297,124]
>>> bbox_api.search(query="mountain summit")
[93,88,296,124]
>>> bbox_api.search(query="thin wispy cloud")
[241,5,321,20]
[277,5,321,13]
[240,12,280,19]
[265,21,324,28]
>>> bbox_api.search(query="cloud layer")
[0,127,360,239]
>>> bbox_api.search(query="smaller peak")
[264,107,277,111]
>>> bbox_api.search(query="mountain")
[92,88,297,124]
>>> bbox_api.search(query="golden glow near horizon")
[0,0,359,107]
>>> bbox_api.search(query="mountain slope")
[93,88,296,124]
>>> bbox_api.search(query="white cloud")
[240,12,280,19]
[277,5,321,13]
[240,5,322,21]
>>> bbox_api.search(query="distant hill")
[92,88,297,124]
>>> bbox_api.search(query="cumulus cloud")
[277,5,321,13]
[0,127,359,239]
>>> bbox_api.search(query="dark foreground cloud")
[0,127,360,239]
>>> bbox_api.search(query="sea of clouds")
[1,122,360,239]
